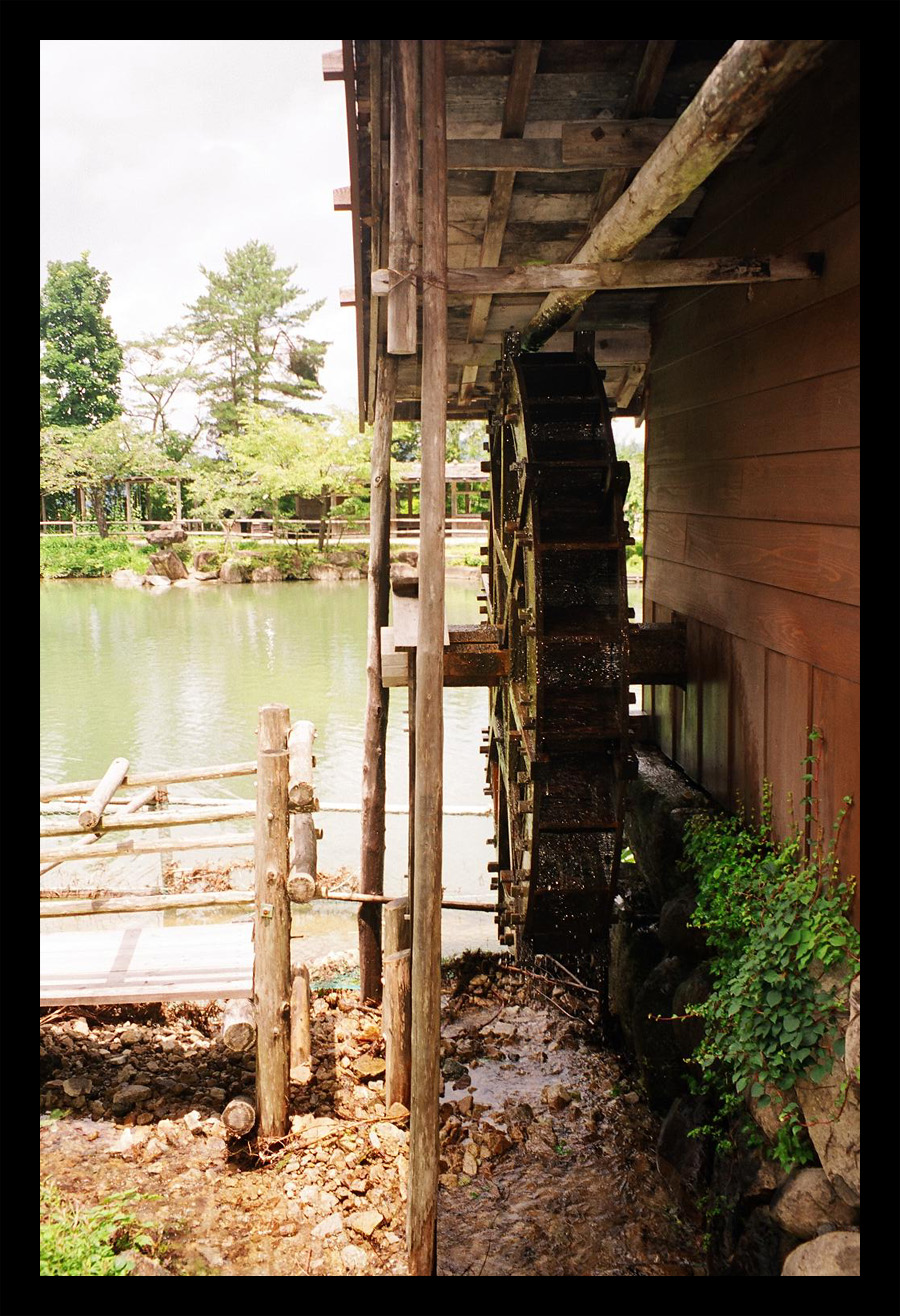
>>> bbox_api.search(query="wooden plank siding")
[643,43,860,916]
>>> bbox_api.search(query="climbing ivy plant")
[680,730,859,1170]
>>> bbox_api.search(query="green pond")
[40,574,642,956]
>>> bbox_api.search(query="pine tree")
[186,240,328,438]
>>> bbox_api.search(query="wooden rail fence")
[40,706,493,1142]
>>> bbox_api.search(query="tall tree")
[40,253,123,428]
[186,240,328,438]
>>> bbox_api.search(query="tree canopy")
[40,253,123,428]
[41,419,173,537]
[186,240,328,438]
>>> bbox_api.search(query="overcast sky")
[40,39,358,418]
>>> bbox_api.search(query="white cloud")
[41,39,358,415]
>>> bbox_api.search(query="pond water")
[40,575,642,957]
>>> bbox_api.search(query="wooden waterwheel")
[485,336,640,989]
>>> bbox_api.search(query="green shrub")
[40,536,152,578]
[40,1181,158,1275]
[680,733,858,1170]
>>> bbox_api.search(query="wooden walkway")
[39,923,253,1007]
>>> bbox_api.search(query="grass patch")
[40,1181,159,1275]
[40,536,153,579]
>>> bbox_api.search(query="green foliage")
[40,1182,158,1276]
[680,734,858,1171]
[40,535,152,578]
[122,327,202,444]
[40,252,123,428]
[185,239,327,437]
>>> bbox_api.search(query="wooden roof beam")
[322,48,344,81]
[459,39,541,404]
[522,40,829,350]
[570,40,676,259]
[374,254,822,297]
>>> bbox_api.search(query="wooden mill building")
[326,39,859,1271]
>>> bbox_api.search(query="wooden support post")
[522,40,829,349]
[78,757,130,831]
[222,999,256,1052]
[175,478,183,523]
[125,479,133,528]
[288,720,318,905]
[388,40,419,355]
[408,37,446,1279]
[290,963,312,1081]
[360,352,398,1004]
[383,897,412,1110]
[254,704,291,1138]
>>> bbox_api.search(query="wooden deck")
[40,922,253,1007]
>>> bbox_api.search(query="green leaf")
[750,1082,764,1099]
[765,989,783,1006]
[782,1015,800,1032]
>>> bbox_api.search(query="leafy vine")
[678,728,859,1170]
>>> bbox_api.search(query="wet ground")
[40,953,707,1277]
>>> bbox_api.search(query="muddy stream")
[40,951,707,1278]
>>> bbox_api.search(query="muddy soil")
[40,952,707,1277]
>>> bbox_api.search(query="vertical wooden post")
[254,703,291,1138]
[290,963,312,1081]
[387,40,420,355]
[288,720,318,888]
[360,352,399,1003]
[383,897,412,1109]
[408,37,446,1279]
[175,478,183,523]
[124,479,133,529]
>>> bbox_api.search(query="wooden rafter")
[569,40,676,260]
[523,40,829,349]
[374,254,822,297]
[459,39,541,403]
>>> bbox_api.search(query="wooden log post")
[222,998,256,1052]
[222,1096,257,1138]
[359,352,399,1004]
[521,39,829,349]
[383,897,412,1110]
[254,704,292,1138]
[78,757,130,830]
[408,37,447,1279]
[290,963,312,1082]
[387,40,420,355]
[288,719,318,906]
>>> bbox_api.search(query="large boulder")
[145,523,187,547]
[845,973,860,1080]
[794,1070,860,1208]
[770,1167,858,1240]
[251,565,283,583]
[219,558,249,584]
[624,748,712,906]
[193,550,218,571]
[781,1230,860,1276]
[309,563,341,581]
[147,550,188,580]
[608,921,664,1050]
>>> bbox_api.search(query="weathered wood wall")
[643,42,859,923]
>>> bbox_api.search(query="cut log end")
[222,1096,257,1137]
[221,998,256,1052]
